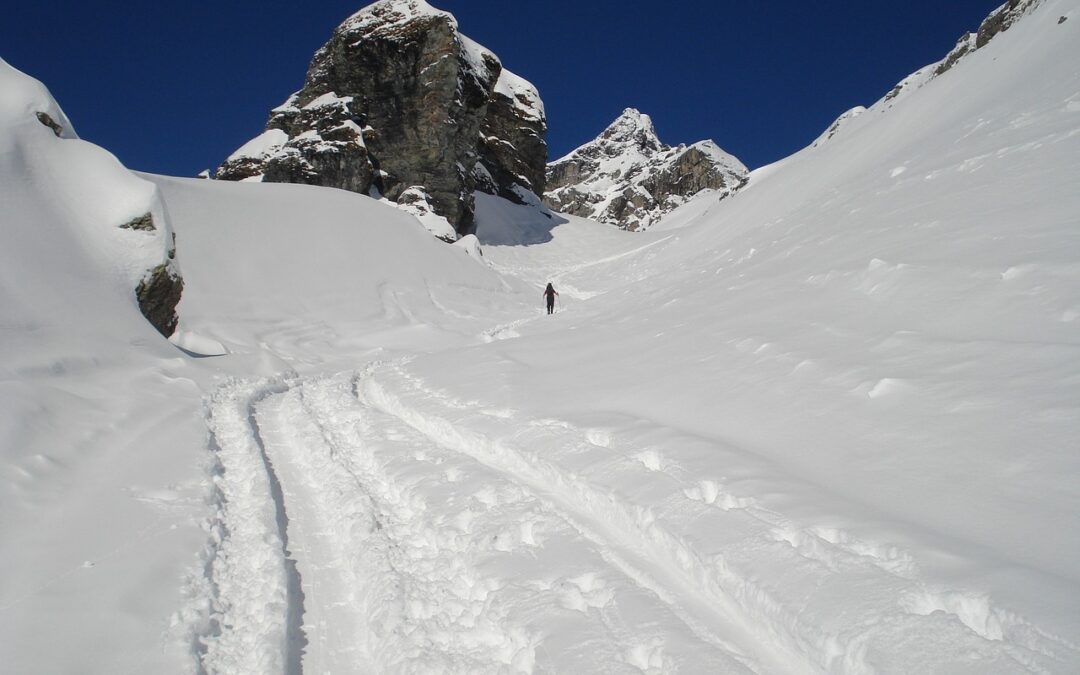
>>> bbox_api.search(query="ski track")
[198,378,299,674]
[199,372,757,673]
[195,363,1076,673]
[359,361,1074,674]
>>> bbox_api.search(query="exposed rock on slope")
[885,0,1043,104]
[815,0,1046,150]
[216,0,547,236]
[544,108,747,231]
[811,106,867,148]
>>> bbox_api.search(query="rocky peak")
[597,108,663,153]
[544,110,747,231]
[340,0,453,36]
[215,0,547,237]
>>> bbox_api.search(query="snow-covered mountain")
[544,108,748,231]
[3,0,1080,672]
[215,0,547,238]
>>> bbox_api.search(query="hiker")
[543,282,559,315]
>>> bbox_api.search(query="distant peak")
[342,0,456,34]
[599,108,662,151]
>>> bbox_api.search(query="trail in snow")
[359,362,1071,674]
[197,359,1076,673]
[201,371,757,673]
[193,200,1078,672]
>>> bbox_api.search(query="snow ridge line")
[193,377,305,675]
[358,365,824,675]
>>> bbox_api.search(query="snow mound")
[0,58,180,339]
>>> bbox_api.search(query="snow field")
[202,369,767,673]
[4,1,1079,671]
[360,361,1070,673]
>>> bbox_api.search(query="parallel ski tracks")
[197,364,1070,673]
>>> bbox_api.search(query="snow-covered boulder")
[216,0,547,236]
[544,108,747,231]
[0,58,182,337]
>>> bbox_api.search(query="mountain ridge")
[544,108,748,231]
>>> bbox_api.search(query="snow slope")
[0,59,201,673]
[461,2,1079,670]
[0,59,525,672]
[4,0,1080,672]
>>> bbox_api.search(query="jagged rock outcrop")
[543,108,747,231]
[216,0,547,236]
[136,262,183,337]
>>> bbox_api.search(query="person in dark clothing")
[543,282,559,315]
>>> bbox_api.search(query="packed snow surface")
[3,0,1080,673]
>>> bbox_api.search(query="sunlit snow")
[2,1,1079,673]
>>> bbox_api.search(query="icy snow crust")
[4,0,1080,672]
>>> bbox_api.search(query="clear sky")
[1,0,1004,175]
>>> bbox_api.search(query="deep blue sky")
[2,1,1003,174]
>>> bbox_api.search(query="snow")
[494,67,545,123]
[301,91,354,110]
[225,127,288,161]
[688,139,744,168]
[811,106,867,147]
[390,186,459,241]
[0,59,195,673]
[459,33,498,83]
[4,0,1080,672]
[343,0,456,38]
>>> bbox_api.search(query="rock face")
[136,262,183,337]
[216,0,547,236]
[543,109,748,231]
